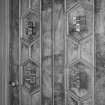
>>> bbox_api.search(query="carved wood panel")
[20,0,41,105]
[66,0,94,105]
[9,0,95,105]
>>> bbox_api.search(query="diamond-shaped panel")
[22,10,40,43]
[23,60,40,93]
[67,4,93,41]
[69,61,91,99]
[31,40,40,63]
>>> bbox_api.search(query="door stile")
[64,0,67,105]
[19,0,22,104]
[40,0,42,105]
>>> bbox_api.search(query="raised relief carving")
[67,97,78,105]
[22,10,40,43]
[69,61,91,99]
[23,60,40,94]
[67,3,92,41]
[72,16,86,32]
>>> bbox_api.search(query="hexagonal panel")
[21,43,29,63]
[69,61,91,99]
[23,60,40,93]
[22,10,40,43]
[67,97,79,105]
[31,39,40,63]
[67,4,93,41]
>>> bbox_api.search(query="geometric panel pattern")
[20,0,41,105]
[17,0,94,105]
[69,60,91,100]
[67,3,92,42]
[23,59,40,94]
[66,0,94,104]
[22,9,40,44]
[67,96,79,105]
[20,0,41,99]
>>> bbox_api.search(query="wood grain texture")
[95,0,105,105]
[9,0,19,105]
[7,0,95,105]
[53,1,65,105]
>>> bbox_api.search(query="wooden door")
[9,0,94,105]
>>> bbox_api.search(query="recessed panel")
[23,60,40,93]
[67,2,93,41]
[22,10,40,43]
[69,61,91,99]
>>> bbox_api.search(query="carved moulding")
[67,59,92,101]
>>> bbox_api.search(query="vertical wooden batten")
[1,0,10,105]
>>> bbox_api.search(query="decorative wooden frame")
[1,0,95,105]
